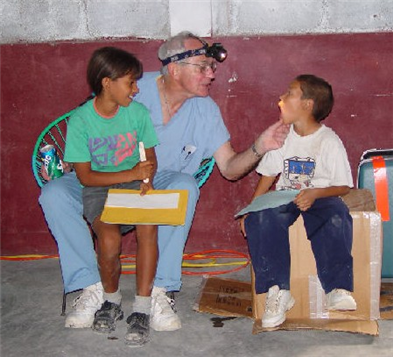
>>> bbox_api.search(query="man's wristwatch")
[251,143,263,158]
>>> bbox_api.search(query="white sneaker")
[262,285,295,328]
[326,289,357,311]
[65,282,104,328]
[150,286,181,332]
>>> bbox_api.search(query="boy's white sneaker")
[262,285,295,328]
[65,282,104,328]
[327,289,357,311]
[150,286,181,331]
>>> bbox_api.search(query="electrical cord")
[1,249,250,275]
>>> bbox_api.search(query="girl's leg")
[92,219,122,294]
[135,225,158,296]
[124,224,157,346]
[92,219,124,333]
[302,197,354,293]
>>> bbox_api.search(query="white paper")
[105,192,180,209]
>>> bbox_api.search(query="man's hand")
[255,119,290,154]
[40,161,71,181]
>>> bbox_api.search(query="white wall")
[1,0,392,44]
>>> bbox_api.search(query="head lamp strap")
[161,45,208,66]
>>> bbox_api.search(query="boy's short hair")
[87,46,143,96]
[296,74,334,122]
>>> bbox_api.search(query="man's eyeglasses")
[180,61,217,74]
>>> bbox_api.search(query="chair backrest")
[32,110,215,189]
[32,110,75,188]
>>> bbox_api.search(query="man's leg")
[153,171,200,291]
[39,172,103,327]
[150,171,200,331]
[39,172,100,292]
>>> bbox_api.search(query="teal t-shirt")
[64,99,159,172]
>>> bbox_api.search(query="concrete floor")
[1,258,393,357]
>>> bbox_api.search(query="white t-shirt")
[256,124,353,190]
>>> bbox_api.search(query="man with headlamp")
[39,31,289,335]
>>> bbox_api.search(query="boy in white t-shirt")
[240,74,356,328]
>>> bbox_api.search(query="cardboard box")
[252,211,383,335]
[194,277,253,318]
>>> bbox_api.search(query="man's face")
[174,38,217,98]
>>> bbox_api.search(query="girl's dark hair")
[296,74,334,122]
[87,47,143,96]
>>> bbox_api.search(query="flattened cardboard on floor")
[194,276,253,318]
[252,211,382,336]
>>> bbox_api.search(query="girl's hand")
[139,181,154,196]
[134,161,154,182]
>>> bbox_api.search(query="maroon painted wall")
[1,33,392,255]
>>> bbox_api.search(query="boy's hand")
[239,214,248,237]
[293,189,316,211]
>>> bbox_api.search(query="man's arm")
[214,119,289,181]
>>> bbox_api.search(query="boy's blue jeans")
[245,197,354,295]
[39,171,199,294]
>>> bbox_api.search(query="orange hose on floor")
[1,249,250,276]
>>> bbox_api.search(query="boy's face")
[278,81,310,124]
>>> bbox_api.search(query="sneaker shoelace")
[166,292,177,313]
[155,290,177,313]
[72,289,101,311]
[333,289,350,296]
[265,290,282,313]
[127,313,148,329]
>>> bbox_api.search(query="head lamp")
[161,42,228,66]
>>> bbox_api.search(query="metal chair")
[32,109,216,314]
[32,108,215,188]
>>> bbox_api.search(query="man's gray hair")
[158,31,204,74]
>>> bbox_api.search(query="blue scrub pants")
[245,197,354,295]
[39,170,199,293]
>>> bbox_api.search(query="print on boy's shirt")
[89,131,137,167]
[283,156,315,189]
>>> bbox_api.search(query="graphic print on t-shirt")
[89,131,137,167]
[283,156,315,189]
